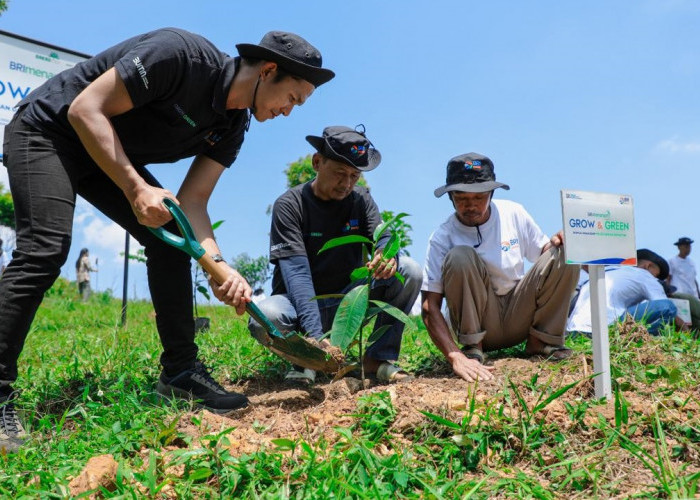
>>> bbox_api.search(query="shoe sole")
[156,382,249,414]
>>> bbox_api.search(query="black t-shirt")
[270,182,383,295]
[18,28,246,167]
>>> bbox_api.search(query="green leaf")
[393,471,409,488]
[350,266,370,282]
[211,220,225,231]
[311,293,346,301]
[318,235,373,254]
[369,300,412,328]
[381,233,401,260]
[188,468,213,481]
[373,212,409,242]
[367,324,392,344]
[394,271,405,284]
[420,410,462,430]
[271,438,296,451]
[329,284,369,350]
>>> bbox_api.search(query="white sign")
[670,298,691,324]
[561,190,636,266]
[0,30,89,162]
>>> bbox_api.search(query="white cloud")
[655,138,700,154]
[75,198,144,262]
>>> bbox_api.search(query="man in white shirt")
[421,153,580,383]
[568,249,680,335]
[668,237,699,298]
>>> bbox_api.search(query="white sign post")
[561,190,636,399]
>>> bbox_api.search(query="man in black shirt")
[0,28,334,453]
[249,125,422,384]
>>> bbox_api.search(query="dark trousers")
[0,110,197,393]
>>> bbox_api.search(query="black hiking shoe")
[156,361,249,414]
[1,392,28,454]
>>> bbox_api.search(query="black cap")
[236,31,335,87]
[674,237,694,246]
[637,248,670,281]
[306,125,381,172]
[434,152,510,197]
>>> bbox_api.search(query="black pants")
[0,109,197,393]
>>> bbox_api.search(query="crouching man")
[421,153,580,382]
[249,125,421,384]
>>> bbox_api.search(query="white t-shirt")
[668,255,698,296]
[422,199,549,296]
[567,266,667,333]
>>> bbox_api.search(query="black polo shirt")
[18,28,247,167]
[269,182,383,296]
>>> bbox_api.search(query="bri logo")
[342,219,360,232]
[203,131,222,146]
[132,56,149,90]
[464,160,482,170]
[501,238,519,252]
[350,145,366,157]
[619,196,631,205]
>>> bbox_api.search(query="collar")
[212,56,240,115]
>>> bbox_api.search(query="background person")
[249,125,422,384]
[668,237,700,298]
[421,153,580,383]
[0,28,334,453]
[567,249,682,335]
[75,248,97,301]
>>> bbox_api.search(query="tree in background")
[230,253,271,292]
[0,183,14,229]
[0,2,8,15]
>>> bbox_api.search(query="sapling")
[316,212,414,381]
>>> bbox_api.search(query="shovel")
[148,198,341,373]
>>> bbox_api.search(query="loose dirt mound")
[174,356,662,454]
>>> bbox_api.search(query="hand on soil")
[449,352,495,382]
[209,265,252,315]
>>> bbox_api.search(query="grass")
[1,277,699,498]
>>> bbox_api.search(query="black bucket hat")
[236,31,335,87]
[674,237,694,246]
[306,125,381,172]
[434,152,510,197]
[637,248,670,281]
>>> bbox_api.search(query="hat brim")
[637,249,669,281]
[306,135,381,172]
[236,43,335,87]
[434,181,510,198]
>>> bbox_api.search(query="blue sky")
[1,1,699,299]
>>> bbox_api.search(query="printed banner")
[0,30,89,162]
[561,189,636,265]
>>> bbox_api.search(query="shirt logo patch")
[204,131,222,146]
[501,238,520,252]
[342,219,360,232]
[174,104,197,127]
[132,56,149,90]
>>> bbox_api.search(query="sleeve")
[422,229,450,293]
[113,30,189,108]
[269,192,307,262]
[278,256,324,339]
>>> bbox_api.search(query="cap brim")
[305,135,381,172]
[236,43,335,87]
[434,181,510,198]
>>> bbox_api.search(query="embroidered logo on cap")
[464,160,482,170]
[350,145,367,157]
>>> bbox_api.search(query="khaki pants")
[442,246,580,351]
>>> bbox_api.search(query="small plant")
[316,213,413,380]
